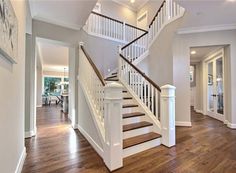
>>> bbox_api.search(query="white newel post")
[160,84,176,147]
[104,82,123,171]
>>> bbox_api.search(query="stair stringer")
[132,9,185,66]
[120,79,162,135]
[78,78,105,152]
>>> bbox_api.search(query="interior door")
[206,56,224,121]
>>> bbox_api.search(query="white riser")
[123,138,161,158]
[123,99,136,105]
[122,93,131,97]
[123,126,153,139]
[123,116,146,125]
[122,107,141,114]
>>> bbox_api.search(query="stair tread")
[123,112,145,119]
[123,104,138,108]
[106,75,117,79]
[123,132,161,149]
[112,72,118,75]
[123,121,153,132]
[123,97,132,100]
[105,78,119,81]
[122,90,128,93]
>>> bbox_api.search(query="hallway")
[22,106,236,173]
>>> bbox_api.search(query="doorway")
[205,51,224,121]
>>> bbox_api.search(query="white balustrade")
[79,42,105,128]
[121,0,185,63]
[85,11,146,43]
[119,55,161,119]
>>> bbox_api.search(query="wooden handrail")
[91,11,147,33]
[120,54,161,92]
[121,32,148,50]
[81,45,106,86]
[149,0,166,28]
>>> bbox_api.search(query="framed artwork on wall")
[0,0,18,64]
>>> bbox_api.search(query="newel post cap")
[79,42,84,46]
[160,84,176,90]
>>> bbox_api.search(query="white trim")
[77,125,104,158]
[227,122,236,129]
[71,123,78,129]
[83,28,126,44]
[15,147,26,173]
[25,130,36,138]
[33,15,81,31]
[111,0,137,12]
[175,121,192,127]
[177,24,236,35]
[36,105,42,108]
[195,109,203,114]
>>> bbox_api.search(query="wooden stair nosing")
[122,104,138,108]
[123,97,132,100]
[123,121,153,132]
[105,78,119,81]
[112,72,118,75]
[123,132,161,149]
[123,112,145,119]
[122,90,128,93]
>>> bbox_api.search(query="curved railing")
[85,11,147,43]
[121,0,185,63]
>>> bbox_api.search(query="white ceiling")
[37,39,69,72]
[113,0,149,11]
[29,0,97,30]
[190,46,223,62]
[176,0,236,32]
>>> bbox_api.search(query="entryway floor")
[22,106,236,173]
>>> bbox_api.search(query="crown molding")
[111,0,137,12]
[177,23,236,34]
[33,15,82,31]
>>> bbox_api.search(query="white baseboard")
[227,122,236,129]
[195,109,203,114]
[77,125,104,158]
[25,130,36,138]
[36,105,42,108]
[15,147,26,173]
[71,123,78,129]
[175,121,192,127]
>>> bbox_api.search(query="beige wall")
[43,70,69,77]
[98,0,137,26]
[0,0,27,172]
[137,0,163,26]
[173,30,236,126]
[36,67,43,106]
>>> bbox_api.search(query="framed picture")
[0,0,18,64]
[208,74,213,85]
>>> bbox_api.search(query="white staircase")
[78,0,184,171]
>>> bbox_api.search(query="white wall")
[80,29,122,76]
[0,0,27,172]
[98,0,137,26]
[173,30,236,127]
[137,1,163,26]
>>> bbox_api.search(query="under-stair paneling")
[78,83,103,154]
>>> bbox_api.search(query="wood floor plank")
[22,106,236,173]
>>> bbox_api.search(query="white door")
[206,55,224,121]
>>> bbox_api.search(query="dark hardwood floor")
[22,106,236,173]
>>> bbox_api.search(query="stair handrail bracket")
[79,43,123,171]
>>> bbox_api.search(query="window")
[44,77,61,95]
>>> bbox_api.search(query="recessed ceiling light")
[227,0,235,2]
[191,51,196,55]
[130,0,135,3]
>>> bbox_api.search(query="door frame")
[203,48,225,122]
